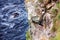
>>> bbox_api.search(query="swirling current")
[0,0,29,40]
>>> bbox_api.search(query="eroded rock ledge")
[25,0,59,40]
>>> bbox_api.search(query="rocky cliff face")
[25,0,58,40]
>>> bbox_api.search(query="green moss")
[50,31,60,40]
[26,30,32,40]
[54,32,60,40]
[56,2,60,8]
[38,0,43,3]
[58,15,60,20]
[52,9,58,14]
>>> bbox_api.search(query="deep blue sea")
[0,0,29,40]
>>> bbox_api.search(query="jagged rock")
[46,2,55,10]
[25,0,58,40]
[40,3,45,8]
[43,0,51,5]
[53,0,58,2]
[31,16,40,23]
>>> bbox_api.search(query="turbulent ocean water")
[0,0,29,40]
